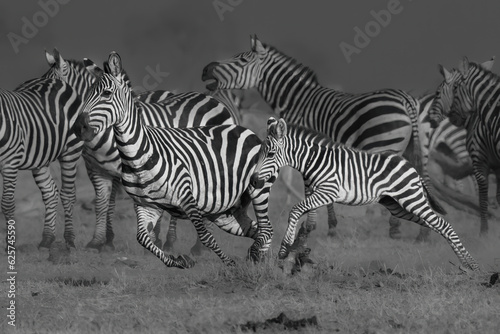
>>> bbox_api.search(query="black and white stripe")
[203,35,426,238]
[44,50,238,251]
[250,117,479,271]
[75,52,273,268]
[447,58,500,234]
[1,76,80,248]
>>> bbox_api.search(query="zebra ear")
[251,35,265,55]
[438,65,454,83]
[276,118,287,139]
[458,57,469,75]
[480,56,495,71]
[45,49,55,65]
[108,52,122,78]
[46,48,64,68]
[84,58,104,79]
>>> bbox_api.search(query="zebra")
[444,57,500,234]
[1,76,81,249]
[203,35,435,241]
[249,117,479,272]
[44,49,239,252]
[73,52,273,268]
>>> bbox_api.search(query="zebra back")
[1,77,80,168]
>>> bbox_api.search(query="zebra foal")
[250,117,479,272]
[203,35,434,241]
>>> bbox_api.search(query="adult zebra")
[1,77,81,248]
[249,117,479,272]
[440,58,500,234]
[44,49,238,251]
[203,35,433,240]
[74,52,273,267]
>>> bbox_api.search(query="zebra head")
[75,52,132,141]
[428,65,461,128]
[202,34,267,91]
[43,48,95,99]
[250,117,287,189]
[447,59,483,127]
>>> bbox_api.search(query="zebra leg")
[304,182,337,237]
[326,204,338,237]
[135,204,194,268]
[2,169,17,251]
[472,162,489,235]
[495,168,500,206]
[189,219,211,256]
[163,216,177,252]
[85,167,114,250]
[379,196,479,272]
[33,167,59,249]
[182,194,235,266]
[388,215,402,239]
[249,185,273,261]
[1,169,17,222]
[58,148,81,249]
[279,189,333,260]
[103,177,122,250]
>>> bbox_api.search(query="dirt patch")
[239,312,319,332]
[48,277,110,287]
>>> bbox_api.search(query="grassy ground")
[1,159,500,333]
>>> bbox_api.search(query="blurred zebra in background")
[250,117,479,272]
[0,76,80,248]
[203,35,436,241]
[75,52,273,267]
[44,49,239,251]
[441,58,500,234]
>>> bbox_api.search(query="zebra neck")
[256,51,319,118]
[468,70,500,120]
[283,130,329,177]
[113,101,153,166]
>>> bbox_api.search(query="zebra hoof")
[389,230,402,240]
[66,240,76,249]
[247,248,265,263]
[102,242,115,252]
[38,235,56,249]
[224,258,237,267]
[176,255,195,269]
[85,240,104,251]
[327,228,337,238]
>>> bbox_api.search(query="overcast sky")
[1,0,500,96]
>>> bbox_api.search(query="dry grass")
[1,151,500,333]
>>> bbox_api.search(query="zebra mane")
[285,122,338,149]
[263,43,320,85]
[468,61,499,82]
[63,59,135,95]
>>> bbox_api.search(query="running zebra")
[444,58,500,234]
[1,77,81,248]
[250,117,479,272]
[74,52,273,267]
[44,49,238,251]
[203,35,432,240]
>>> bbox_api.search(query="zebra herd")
[2,35,494,273]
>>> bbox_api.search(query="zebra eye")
[101,90,113,98]
[267,151,276,158]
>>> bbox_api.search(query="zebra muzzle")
[73,112,98,142]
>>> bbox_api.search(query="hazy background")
[1,0,500,96]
